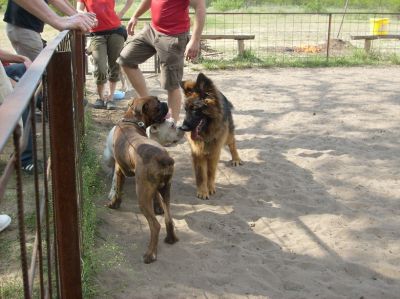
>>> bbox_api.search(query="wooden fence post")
[47,51,83,299]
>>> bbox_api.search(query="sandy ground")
[89,67,400,299]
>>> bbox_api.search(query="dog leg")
[106,166,125,209]
[207,147,222,196]
[153,193,164,215]
[192,154,209,199]
[137,183,160,264]
[158,183,178,244]
[226,132,243,166]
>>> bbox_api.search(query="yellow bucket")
[369,18,389,35]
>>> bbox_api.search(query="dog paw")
[164,234,179,244]
[208,185,216,195]
[230,159,243,167]
[197,190,209,200]
[143,252,157,264]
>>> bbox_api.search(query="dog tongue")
[191,130,199,140]
[191,119,204,141]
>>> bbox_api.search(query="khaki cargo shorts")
[117,23,189,91]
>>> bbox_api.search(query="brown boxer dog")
[106,96,179,263]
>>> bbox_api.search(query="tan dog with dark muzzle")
[105,96,179,263]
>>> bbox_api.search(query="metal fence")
[198,12,400,61]
[0,30,85,298]
[116,12,399,73]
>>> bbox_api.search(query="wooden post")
[365,39,372,52]
[327,13,332,61]
[237,40,245,56]
[47,51,83,299]
[72,30,85,135]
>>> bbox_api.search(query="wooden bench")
[200,34,255,55]
[351,34,400,52]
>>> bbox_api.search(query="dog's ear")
[149,125,159,134]
[204,98,217,106]
[130,98,148,116]
[196,73,215,98]
[145,125,158,138]
[180,80,196,97]
[134,101,148,116]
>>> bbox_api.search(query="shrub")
[212,0,245,11]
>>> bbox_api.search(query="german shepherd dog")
[180,73,242,199]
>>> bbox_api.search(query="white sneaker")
[0,214,11,232]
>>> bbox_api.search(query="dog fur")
[180,73,242,200]
[104,96,178,263]
[146,118,185,147]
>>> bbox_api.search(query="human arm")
[49,0,77,16]
[13,0,97,32]
[0,49,32,69]
[185,0,206,61]
[127,0,151,35]
[76,1,86,13]
[117,0,134,20]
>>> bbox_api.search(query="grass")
[80,112,104,298]
[0,111,103,298]
[0,276,24,299]
[194,49,400,70]
[204,0,400,12]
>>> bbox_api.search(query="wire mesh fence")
[199,12,400,61]
[117,12,399,74]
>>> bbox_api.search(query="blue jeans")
[5,63,33,166]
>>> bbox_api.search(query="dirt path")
[88,67,400,299]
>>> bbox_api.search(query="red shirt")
[79,0,121,32]
[151,0,190,35]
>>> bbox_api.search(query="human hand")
[22,56,32,69]
[58,12,98,32]
[184,38,200,61]
[127,16,138,35]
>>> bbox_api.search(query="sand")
[90,66,400,299]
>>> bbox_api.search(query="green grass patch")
[205,0,400,12]
[0,276,24,299]
[80,112,103,299]
[195,49,400,70]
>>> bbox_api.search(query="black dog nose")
[160,102,168,114]
[178,124,191,131]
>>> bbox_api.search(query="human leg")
[4,63,26,82]
[117,24,156,98]
[167,88,182,121]
[106,33,125,109]
[6,23,43,61]
[4,63,41,174]
[121,66,148,97]
[156,31,189,122]
[91,35,109,108]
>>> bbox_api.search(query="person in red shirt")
[117,0,206,122]
[77,0,133,110]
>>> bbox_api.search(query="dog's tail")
[103,126,116,169]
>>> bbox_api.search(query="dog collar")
[120,118,145,128]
